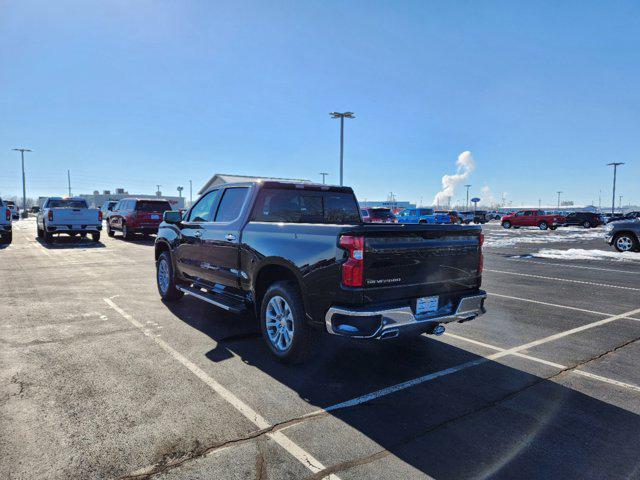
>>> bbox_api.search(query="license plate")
[416,296,439,315]
[150,214,160,220]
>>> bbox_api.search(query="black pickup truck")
[155,181,486,363]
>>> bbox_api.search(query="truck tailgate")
[356,224,482,303]
[50,208,100,225]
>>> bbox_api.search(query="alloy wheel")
[265,295,294,351]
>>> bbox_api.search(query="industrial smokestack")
[433,151,475,207]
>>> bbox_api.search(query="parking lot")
[2,218,640,479]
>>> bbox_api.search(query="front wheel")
[613,233,638,253]
[122,224,132,240]
[502,221,511,229]
[582,221,592,229]
[260,281,318,363]
[549,226,558,231]
[538,221,548,230]
[156,252,184,301]
[0,233,11,245]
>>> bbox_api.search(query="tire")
[419,220,427,224]
[582,221,592,229]
[549,226,558,231]
[502,221,511,229]
[613,233,638,253]
[538,221,548,230]
[122,224,132,240]
[36,226,43,238]
[0,233,11,245]
[91,232,101,242]
[260,281,318,364]
[156,251,184,302]
[43,231,54,244]
[107,222,115,237]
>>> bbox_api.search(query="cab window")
[188,190,220,222]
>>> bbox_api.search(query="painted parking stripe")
[317,306,640,413]
[485,269,640,292]
[444,332,640,393]
[103,298,340,479]
[485,292,640,321]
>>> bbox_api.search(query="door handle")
[194,230,202,238]
[225,234,236,242]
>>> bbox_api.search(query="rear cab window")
[48,199,88,208]
[251,188,360,224]
[136,200,172,212]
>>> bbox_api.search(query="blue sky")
[1,0,638,207]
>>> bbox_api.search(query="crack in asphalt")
[303,334,640,480]
[118,412,328,479]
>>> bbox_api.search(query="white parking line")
[443,333,640,393]
[485,269,640,291]
[103,298,340,479]
[317,306,640,413]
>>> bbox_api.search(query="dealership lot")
[2,219,640,479]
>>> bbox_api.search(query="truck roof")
[120,197,171,202]
[203,180,354,195]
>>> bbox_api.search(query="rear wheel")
[36,226,43,238]
[43,231,54,244]
[582,221,592,228]
[260,281,318,363]
[107,222,114,237]
[156,252,184,301]
[0,233,11,245]
[501,221,511,229]
[91,232,101,242]
[549,226,558,231]
[122,224,132,240]
[613,233,638,253]
[538,221,548,230]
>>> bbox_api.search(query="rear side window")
[251,189,360,224]
[419,209,434,216]
[215,188,249,222]
[136,201,172,212]
[188,190,220,222]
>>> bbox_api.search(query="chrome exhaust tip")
[379,329,400,340]
[432,324,445,336]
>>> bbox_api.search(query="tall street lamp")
[606,162,624,215]
[329,112,355,186]
[13,148,32,217]
[464,184,472,210]
[319,172,329,184]
[556,191,562,210]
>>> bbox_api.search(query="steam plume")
[433,151,475,207]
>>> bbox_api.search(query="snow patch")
[484,230,602,248]
[517,248,640,262]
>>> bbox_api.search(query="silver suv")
[604,219,640,252]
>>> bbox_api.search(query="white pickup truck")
[0,197,12,244]
[37,197,102,243]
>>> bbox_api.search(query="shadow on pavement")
[35,236,105,249]
[164,299,640,479]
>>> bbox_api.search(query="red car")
[501,209,565,231]
[361,207,397,223]
[107,198,173,239]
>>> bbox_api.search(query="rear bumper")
[46,225,102,233]
[325,291,487,339]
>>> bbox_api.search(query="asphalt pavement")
[2,219,639,479]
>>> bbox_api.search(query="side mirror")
[164,210,183,224]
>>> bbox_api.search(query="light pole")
[556,191,562,211]
[177,186,183,199]
[329,112,355,186]
[464,184,471,210]
[156,185,162,197]
[607,162,624,214]
[13,148,31,217]
[67,169,72,197]
[319,172,329,184]
[189,180,193,206]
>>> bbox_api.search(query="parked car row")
[0,197,12,244]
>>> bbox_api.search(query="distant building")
[359,200,416,212]
[198,173,312,195]
[38,189,185,209]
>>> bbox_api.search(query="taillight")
[98,210,103,221]
[478,233,484,274]
[340,235,364,287]
[5,209,9,221]
[48,210,53,221]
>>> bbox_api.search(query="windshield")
[136,201,172,212]
[48,199,88,208]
